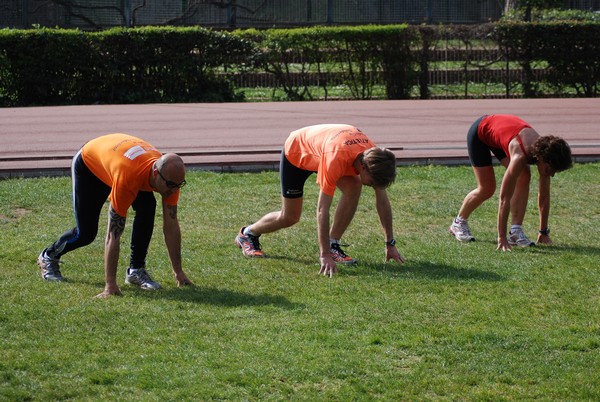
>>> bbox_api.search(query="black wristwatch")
[385,239,396,246]
[539,228,550,236]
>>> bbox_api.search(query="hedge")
[236,25,416,101]
[0,26,256,106]
[494,21,600,97]
[1,22,599,106]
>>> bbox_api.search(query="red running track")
[1,98,598,178]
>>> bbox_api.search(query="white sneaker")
[125,267,161,290]
[508,228,535,247]
[449,219,475,242]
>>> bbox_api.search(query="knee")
[478,183,496,200]
[75,227,98,246]
[279,211,301,228]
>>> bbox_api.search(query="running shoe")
[125,267,162,290]
[330,242,356,264]
[37,249,64,281]
[508,228,535,247]
[235,227,265,257]
[449,219,475,242]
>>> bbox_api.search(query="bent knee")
[478,184,496,200]
[279,213,301,228]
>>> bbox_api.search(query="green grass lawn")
[1,163,599,400]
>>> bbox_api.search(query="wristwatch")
[385,239,396,246]
[539,228,550,236]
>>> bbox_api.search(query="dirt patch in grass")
[0,207,29,222]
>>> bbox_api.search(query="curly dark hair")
[361,147,397,188]
[530,136,573,172]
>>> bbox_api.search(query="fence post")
[124,0,132,27]
[426,0,433,24]
[21,0,29,28]
[228,0,237,28]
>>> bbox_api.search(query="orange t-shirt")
[81,134,179,217]
[284,124,375,196]
[478,115,532,155]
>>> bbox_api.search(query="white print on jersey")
[124,145,146,160]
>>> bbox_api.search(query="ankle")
[243,227,258,237]
[510,224,522,233]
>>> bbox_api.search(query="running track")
[1,98,598,178]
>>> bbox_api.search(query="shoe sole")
[333,259,357,265]
[508,242,535,247]
[125,279,161,290]
[448,227,475,242]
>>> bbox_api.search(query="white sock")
[330,238,340,246]
[243,227,256,237]
[455,216,467,223]
[510,224,521,233]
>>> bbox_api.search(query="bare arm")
[162,201,193,286]
[497,156,526,251]
[96,205,125,298]
[537,173,552,244]
[374,187,405,263]
[317,191,337,277]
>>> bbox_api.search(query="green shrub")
[495,22,600,97]
[240,25,417,101]
[0,26,256,106]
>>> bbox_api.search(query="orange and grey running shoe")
[235,227,265,257]
[330,242,356,264]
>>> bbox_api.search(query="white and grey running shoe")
[508,228,535,247]
[37,249,64,281]
[125,267,161,290]
[449,219,475,242]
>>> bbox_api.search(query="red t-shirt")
[284,124,375,196]
[81,134,179,217]
[478,114,532,155]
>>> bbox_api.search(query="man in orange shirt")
[37,134,193,298]
[235,124,405,276]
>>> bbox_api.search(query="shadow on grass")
[344,260,505,282]
[263,255,315,264]
[62,276,301,309]
[133,285,302,309]
[535,243,600,256]
[467,240,600,256]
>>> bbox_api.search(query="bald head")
[157,153,186,184]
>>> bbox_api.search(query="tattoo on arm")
[166,204,178,220]
[109,206,126,237]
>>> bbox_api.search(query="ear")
[360,161,367,173]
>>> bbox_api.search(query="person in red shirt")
[235,124,405,276]
[449,114,572,251]
[37,134,193,297]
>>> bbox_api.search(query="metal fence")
[0,0,514,30]
[3,0,599,30]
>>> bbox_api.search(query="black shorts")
[280,151,314,199]
[467,115,507,167]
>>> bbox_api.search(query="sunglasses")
[157,168,186,189]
